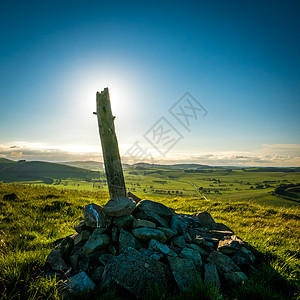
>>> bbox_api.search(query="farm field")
[19,166,300,209]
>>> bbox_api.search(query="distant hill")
[61,161,104,171]
[131,162,217,170]
[0,159,100,182]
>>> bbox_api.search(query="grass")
[0,182,299,299]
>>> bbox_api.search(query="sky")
[0,0,299,166]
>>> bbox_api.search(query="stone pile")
[45,195,255,297]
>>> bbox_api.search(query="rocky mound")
[45,196,255,298]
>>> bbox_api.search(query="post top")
[96,87,109,95]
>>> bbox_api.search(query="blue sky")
[0,0,299,166]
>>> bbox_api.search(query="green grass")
[0,182,299,299]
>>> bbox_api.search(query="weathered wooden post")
[95,88,136,216]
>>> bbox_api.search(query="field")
[21,166,300,209]
[0,181,299,299]
[0,161,299,299]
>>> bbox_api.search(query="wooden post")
[96,88,126,200]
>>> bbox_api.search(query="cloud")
[0,142,299,167]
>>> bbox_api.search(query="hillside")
[0,159,100,182]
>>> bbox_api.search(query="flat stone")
[63,271,95,293]
[186,243,210,256]
[135,200,175,217]
[84,203,112,228]
[204,262,221,289]
[149,239,171,256]
[78,256,90,272]
[207,230,234,239]
[69,254,79,270]
[215,222,234,233]
[74,221,90,233]
[224,271,248,283]
[133,218,156,229]
[193,211,216,229]
[57,236,74,259]
[74,230,91,246]
[232,247,255,266]
[168,256,200,292]
[127,191,141,203]
[172,235,186,248]
[119,228,142,252]
[91,266,105,284]
[103,197,136,217]
[82,234,110,256]
[132,227,167,242]
[113,215,134,228]
[193,237,214,250]
[179,247,202,272]
[170,214,189,234]
[217,235,244,254]
[135,211,169,228]
[207,251,240,274]
[46,249,68,271]
[101,248,172,298]
[157,227,177,239]
[178,213,203,228]
[98,253,115,266]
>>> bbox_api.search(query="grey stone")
[149,239,171,256]
[179,247,202,272]
[224,271,248,283]
[73,230,91,246]
[113,215,134,228]
[135,200,175,217]
[111,226,119,243]
[186,243,209,256]
[133,218,156,229]
[168,256,200,292]
[91,266,105,284]
[157,227,177,239]
[193,237,214,250]
[107,244,117,256]
[119,228,142,252]
[98,253,115,266]
[78,256,90,272]
[69,254,79,270]
[193,211,216,229]
[103,197,136,217]
[82,234,110,256]
[46,249,68,271]
[170,214,189,234]
[127,191,141,203]
[232,247,255,266]
[215,223,234,233]
[63,271,95,293]
[204,263,221,289]
[207,230,234,239]
[132,227,167,242]
[74,221,89,233]
[178,213,203,228]
[57,236,74,259]
[135,211,169,228]
[217,235,244,254]
[84,203,112,228]
[101,248,172,298]
[172,236,186,248]
[207,251,240,274]
[93,227,109,234]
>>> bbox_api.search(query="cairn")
[45,195,255,297]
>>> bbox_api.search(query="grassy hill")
[0,183,299,299]
[0,159,100,182]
